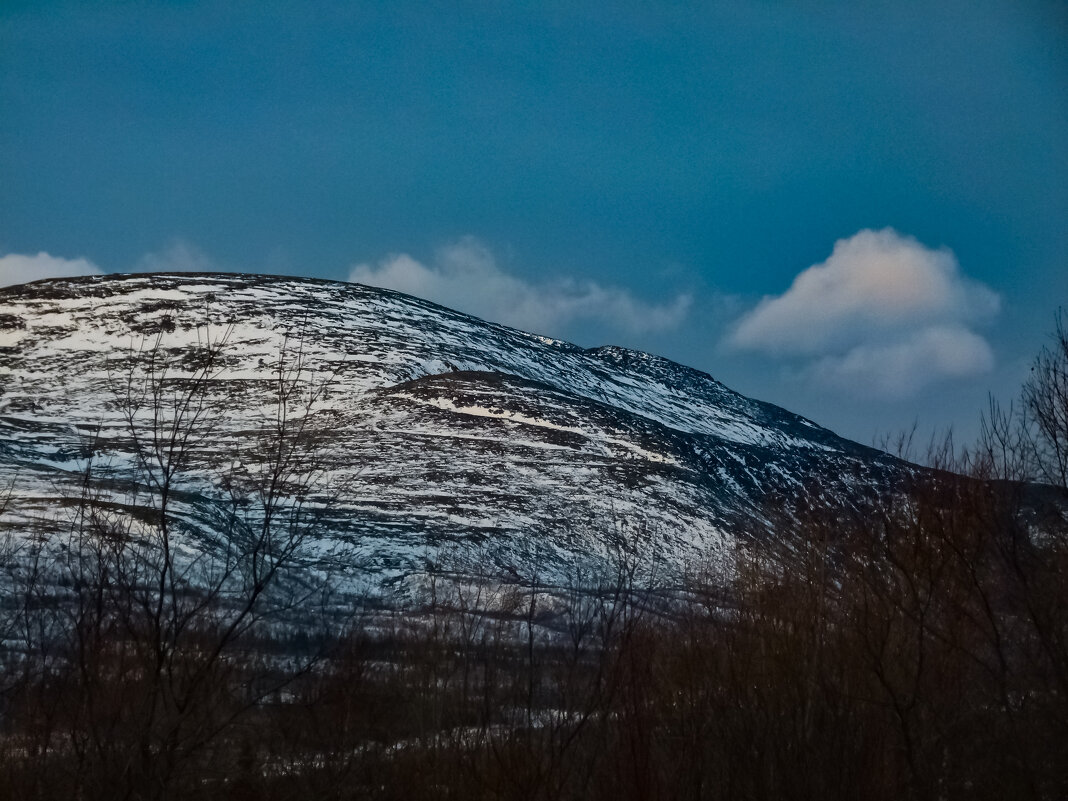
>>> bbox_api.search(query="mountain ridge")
[0,271,904,590]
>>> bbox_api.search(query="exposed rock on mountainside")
[0,273,905,589]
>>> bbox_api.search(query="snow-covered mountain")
[0,273,905,590]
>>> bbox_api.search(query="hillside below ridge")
[0,271,903,591]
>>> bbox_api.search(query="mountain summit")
[0,273,903,589]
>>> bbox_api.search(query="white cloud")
[133,240,219,274]
[0,251,104,288]
[349,237,691,336]
[728,228,999,397]
[811,325,995,399]
[0,241,223,290]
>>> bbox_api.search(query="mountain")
[0,272,906,592]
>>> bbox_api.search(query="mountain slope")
[0,272,904,589]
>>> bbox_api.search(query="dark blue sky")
[2,1,1066,445]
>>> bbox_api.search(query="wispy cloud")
[133,240,220,274]
[727,228,998,398]
[349,237,691,336]
[0,240,222,289]
[0,251,104,288]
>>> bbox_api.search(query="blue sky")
[1,1,1065,446]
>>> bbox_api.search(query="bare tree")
[0,323,345,800]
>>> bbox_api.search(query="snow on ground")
[0,273,899,590]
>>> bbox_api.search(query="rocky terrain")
[0,272,906,592]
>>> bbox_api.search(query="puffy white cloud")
[349,237,691,336]
[728,228,999,397]
[0,251,104,288]
[811,325,995,399]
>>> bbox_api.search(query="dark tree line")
[0,314,1065,800]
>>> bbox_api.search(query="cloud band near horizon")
[348,237,691,337]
